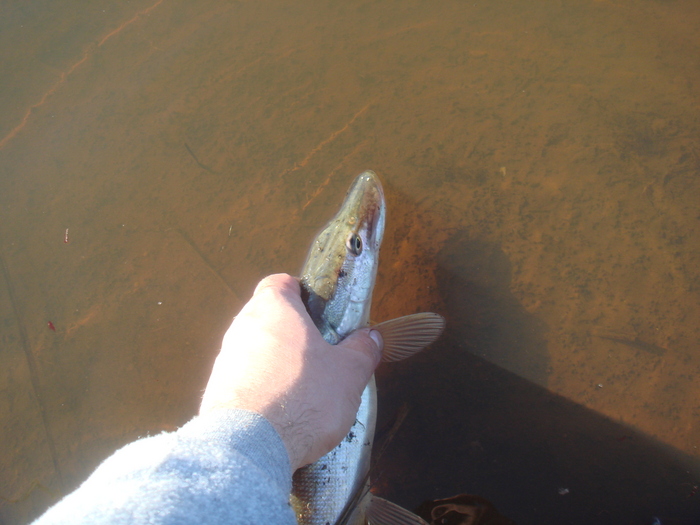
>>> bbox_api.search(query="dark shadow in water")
[436,233,550,385]
[375,231,700,525]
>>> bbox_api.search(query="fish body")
[293,171,442,525]
[293,170,384,525]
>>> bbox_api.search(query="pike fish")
[292,170,445,525]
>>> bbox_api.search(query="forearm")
[33,409,296,525]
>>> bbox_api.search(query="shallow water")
[1,0,699,523]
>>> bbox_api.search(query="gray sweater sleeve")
[32,409,297,525]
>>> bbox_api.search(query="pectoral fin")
[372,313,445,362]
[366,495,430,525]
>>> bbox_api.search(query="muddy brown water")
[1,0,699,523]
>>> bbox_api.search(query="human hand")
[200,273,382,472]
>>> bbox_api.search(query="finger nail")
[369,329,383,350]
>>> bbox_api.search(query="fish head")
[300,170,385,344]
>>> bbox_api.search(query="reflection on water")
[1,0,699,522]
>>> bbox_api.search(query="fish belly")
[291,377,377,525]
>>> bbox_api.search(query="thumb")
[336,328,383,372]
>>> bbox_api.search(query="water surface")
[1,0,699,523]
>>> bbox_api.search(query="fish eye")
[346,233,362,255]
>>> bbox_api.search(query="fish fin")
[366,495,430,525]
[373,313,445,363]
